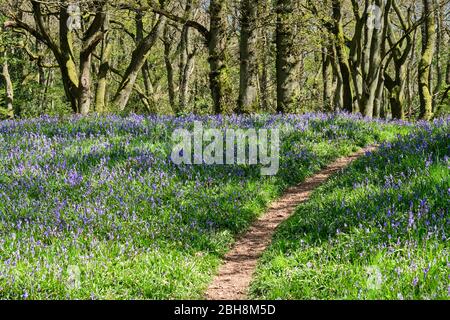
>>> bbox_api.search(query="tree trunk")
[135,10,153,111]
[36,38,46,87]
[348,1,366,113]
[95,31,111,113]
[2,54,14,118]
[418,0,435,120]
[179,48,196,114]
[373,73,384,118]
[406,26,418,117]
[275,0,299,112]
[58,4,81,113]
[208,0,228,114]
[163,26,176,111]
[78,52,92,115]
[322,45,333,112]
[178,24,189,114]
[332,0,353,113]
[385,68,404,120]
[330,43,344,110]
[432,0,443,113]
[258,0,271,112]
[259,32,270,112]
[446,55,450,85]
[238,0,259,113]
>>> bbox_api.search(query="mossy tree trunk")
[238,0,259,113]
[275,0,300,112]
[58,3,80,113]
[322,45,333,112]
[163,25,176,111]
[177,0,194,114]
[373,71,384,118]
[1,52,14,118]
[329,44,344,111]
[208,0,228,114]
[331,0,353,113]
[418,0,435,120]
[95,27,111,113]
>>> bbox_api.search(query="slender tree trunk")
[432,0,443,112]
[58,4,81,113]
[275,0,299,112]
[330,43,344,110]
[322,45,333,111]
[78,52,92,115]
[135,10,153,111]
[178,24,189,114]
[163,26,176,111]
[208,0,228,114]
[258,0,271,112]
[36,38,46,87]
[179,49,196,114]
[393,63,407,120]
[418,0,435,120]
[36,38,46,111]
[373,72,384,118]
[259,32,270,111]
[348,1,366,114]
[95,31,111,113]
[142,62,152,100]
[332,0,353,112]
[2,54,14,118]
[406,26,418,117]
[238,0,259,113]
[380,84,387,119]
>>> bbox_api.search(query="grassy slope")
[0,114,409,299]
[250,119,449,299]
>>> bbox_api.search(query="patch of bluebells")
[0,112,407,298]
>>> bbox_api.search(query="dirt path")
[205,146,376,300]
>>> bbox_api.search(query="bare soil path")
[205,146,376,300]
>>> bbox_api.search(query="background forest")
[0,0,449,119]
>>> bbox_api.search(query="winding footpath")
[205,146,377,300]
